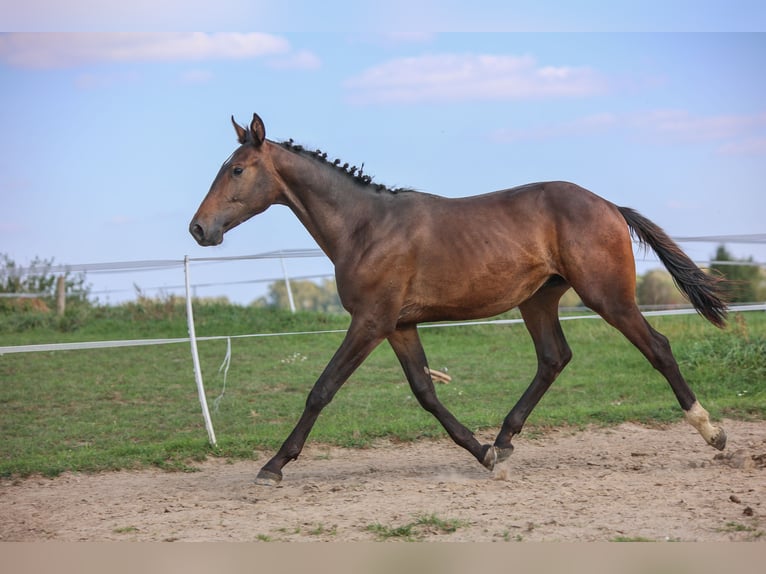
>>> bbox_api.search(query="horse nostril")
[190,222,205,242]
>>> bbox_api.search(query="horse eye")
[232,166,244,176]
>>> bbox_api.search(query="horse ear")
[232,116,248,145]
[250,113,266,147]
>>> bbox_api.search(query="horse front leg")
[255,319,387,485]
[387,326,494,469]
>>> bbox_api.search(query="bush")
[0,253,92,324]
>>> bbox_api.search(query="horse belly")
[400,255,551,323]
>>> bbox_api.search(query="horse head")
[189,113,283,246]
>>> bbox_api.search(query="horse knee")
[539,345,572,377]
[559,346,573,370]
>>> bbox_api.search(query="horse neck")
[269,142,378,260]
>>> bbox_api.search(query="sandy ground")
[1,419,764,542]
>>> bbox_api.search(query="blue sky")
[1,3,765,304]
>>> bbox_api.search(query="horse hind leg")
[633,317,726,449]
[490,281,573,478]
[578,286,726,451]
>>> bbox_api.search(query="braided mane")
[278,139,413,195]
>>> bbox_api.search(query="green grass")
[366,514,469,541]
[1,302,764,477]
[718,522,764,540]
[610,536,655,542]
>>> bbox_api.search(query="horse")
[190,113,728,486]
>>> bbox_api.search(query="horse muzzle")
[189,219,224,246]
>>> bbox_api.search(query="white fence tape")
[2,304,764,356]
[0,329,350,355]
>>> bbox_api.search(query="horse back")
[339,181,629,323]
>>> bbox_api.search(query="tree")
[558,288,583,308]
[0,253,90,311]
[636,269,687,307]
[253,278,344,313]
[710,245,765,303]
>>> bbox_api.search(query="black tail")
[618,206,728,328]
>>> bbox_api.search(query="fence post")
[56,275,66,316]
[184,256,217,446]
[280,257,296,313]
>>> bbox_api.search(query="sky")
[1,2,765,305]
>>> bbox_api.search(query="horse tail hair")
[618,206,728,328]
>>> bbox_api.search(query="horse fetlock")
[684,401,726,451]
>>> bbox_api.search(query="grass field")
[1,302,764,477]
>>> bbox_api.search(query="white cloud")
[631,110,766,143]
[0,33,299,69]
[717,137,766,156]
[73,70,141,90]
[267,49,322,70]
[492,112,619,142]
[178,69,215,85]
[493,109,766,156]
[344,53,607,104]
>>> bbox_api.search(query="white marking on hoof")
[482,445,497,471]
[684,401,726,450]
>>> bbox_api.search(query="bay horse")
[190,113,728,485]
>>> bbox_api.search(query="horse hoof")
[481,444,514,471]
[709,427,727,451]
[481,445,497,470]
[254,469,282,486]
[495,445,514,463]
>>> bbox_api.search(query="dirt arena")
[2,419,764,542]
